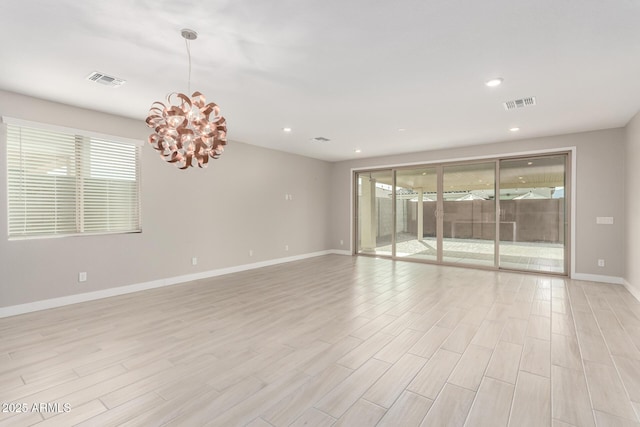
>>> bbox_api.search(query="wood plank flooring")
[2,254,640,426]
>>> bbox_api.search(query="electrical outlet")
[191,257,198,266]
[249,249,253,257]
[285,245,289,251]
[596,217,614,225]
[340,239,344,246]
[598,259,605,267]
[78,272,87,282]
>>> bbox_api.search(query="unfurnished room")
[1,1,640,426]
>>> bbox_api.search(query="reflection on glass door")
[394,167,438,261]
[356,170,394,256]
[442,162,496,266]
[498,155,566,273]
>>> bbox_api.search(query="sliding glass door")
[354,153,569,275]
[355,170,393,256]
[394,167,438,261]
[498,155,567,273]
[442,162,496,267]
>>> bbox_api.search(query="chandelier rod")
[185,37,192,95]
[181,28,198,95]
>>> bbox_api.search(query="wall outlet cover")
[596,217,614,225]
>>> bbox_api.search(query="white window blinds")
[5,121,141,238]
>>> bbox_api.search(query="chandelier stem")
[185,38,192,95]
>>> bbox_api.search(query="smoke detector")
[86,71,126,88]
[503,96,536,111]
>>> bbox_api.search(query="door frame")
[352,148,574,277]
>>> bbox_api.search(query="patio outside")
[371,232,565,273]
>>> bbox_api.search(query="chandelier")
[145,29,227,169]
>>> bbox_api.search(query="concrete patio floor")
[369,236,565,273]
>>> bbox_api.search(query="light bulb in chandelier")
[145,29,227,169]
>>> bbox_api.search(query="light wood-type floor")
[2,255,640,426]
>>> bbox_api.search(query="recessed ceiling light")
[354,149,362,153]
[282,127,292,133]
[485,77,503,87]
[398,128,406,132]
[509,127,520,132]
[527,161,533,165]
[518,176,524,179]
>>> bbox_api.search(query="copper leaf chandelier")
[145,29,227,169]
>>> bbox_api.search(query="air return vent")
[86,71,126,88]
[503,96,536,111]
[311,136,331,142]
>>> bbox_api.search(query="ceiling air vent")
[311,136,331,142]
[86,71,126,88]
[503,96,536,111]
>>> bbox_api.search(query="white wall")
[625,111,640,295]
[0,90,332,310]
[329,128,627,279]
[0,89,631,313]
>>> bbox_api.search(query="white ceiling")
[1,0,639,162]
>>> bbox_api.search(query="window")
[5,118,141,238]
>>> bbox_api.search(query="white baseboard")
[571,273,625,285]
[330,249,352,256]
[622,279,640,303]
[0,250,348,319]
